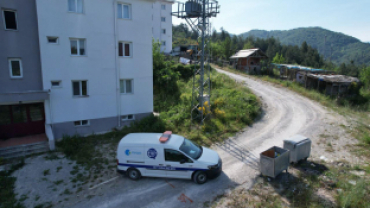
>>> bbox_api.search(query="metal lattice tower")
[172,0,220,124]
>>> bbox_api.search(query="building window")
[120,79,133,94]
[12,106,27,124]
[74,120,89,126]
[0,106,11,125]
[161,17,166,22]
[8,58,23,78]
[47,37,59,44]
[3,10,17,30]
[122,114,134,121]
[70,38,85,56]
[161,4,166,10]
[68,0,83,13]
[72,81,88,96]
[119,42,132,57]
[162,29,166,34]
[162,41,166,46]
[51,81,62,88]
[117,3,131,19]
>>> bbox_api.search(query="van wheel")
[193,171,207,184]
[127,168,141,181]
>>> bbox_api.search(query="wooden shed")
[230,49,268,74]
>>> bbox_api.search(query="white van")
[116,131,222,184]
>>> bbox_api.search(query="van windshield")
[179,138,202,160]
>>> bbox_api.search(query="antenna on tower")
[172,0,220,125]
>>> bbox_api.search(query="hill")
[240,27,370,66]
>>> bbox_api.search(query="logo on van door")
[125,149,141,156]
[147,148,158,159]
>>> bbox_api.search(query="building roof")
[272,63,325,72]
[230,49,268,59]
[307,74,360,83]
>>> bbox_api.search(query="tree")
[243,41,254,50]
[360,66,370,89]
[272,53,285,64]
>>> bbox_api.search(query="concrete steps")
[0,141,50,159]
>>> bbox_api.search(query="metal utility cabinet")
[283,135,311,163]
[260,146,290,178]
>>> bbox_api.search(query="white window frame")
[47,36,59,44]
[117,3,132,20]
[120,79,134,94]
[8,58,23,79]
[161,4,166,10]
[68,0,84,13]
[162,41,166,46]
[70,38,86,56]
[2,9,18,31]
[122,114,135,121]
[72,80,88,97]
[162,29,166,34]
[51,81,62,88]
[119,41,133,57]
[74,120,90,127]
[161,17,166,22]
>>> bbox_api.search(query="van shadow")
[252,160,334,207]
[216,139,260,171]
[119,171,238,206]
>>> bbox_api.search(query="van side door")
[144,147,167,177]
[164,149,194,179]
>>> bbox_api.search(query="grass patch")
[0,159,25,208]
[43,169,50,176]
[53,180,64,186]
[214,162,370,208]
[56,166,62,172]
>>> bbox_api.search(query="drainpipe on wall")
[113,0,121,128]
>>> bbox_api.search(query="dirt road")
[70,68,353,208]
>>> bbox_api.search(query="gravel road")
[70,68,352,208]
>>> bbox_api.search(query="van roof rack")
[159,131,172,143]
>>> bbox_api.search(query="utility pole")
[324,35,327,61]
[198,0,206,124]
[172,0,220,125]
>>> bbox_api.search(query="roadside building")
[306,74,360,96]
[152,0,173,54]
[272,64,327,81]
[230,49,268,74]
[1,0,165,157]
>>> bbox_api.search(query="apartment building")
[1,0,161,150]
[0,0,49,141]
[152,0,173,54]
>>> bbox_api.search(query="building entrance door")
[0,103,45,140]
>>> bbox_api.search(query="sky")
[172,0,370,42]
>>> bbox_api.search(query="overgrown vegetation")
[213,161,370,208]
[153,40,261,145]
[0,159,25,208]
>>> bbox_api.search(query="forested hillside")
[240,27,370,66]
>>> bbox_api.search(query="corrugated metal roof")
[307,74,360,83]
[230,49,259,59]
[272,63,324,72]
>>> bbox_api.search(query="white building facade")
[152,0,173,54]
[35,0,155,139]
